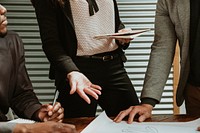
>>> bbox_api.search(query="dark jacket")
[0,31,41,120]
[33,0,127,80]
[141,0,190,106]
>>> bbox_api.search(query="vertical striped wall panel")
[1,0,174,115]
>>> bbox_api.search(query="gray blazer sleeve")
[0,122,16,133]
[141,0,177,102]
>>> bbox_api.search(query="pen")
[52,90,59,106]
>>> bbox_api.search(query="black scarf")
[86,0,99,16]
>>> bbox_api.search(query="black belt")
[76,53,120,61]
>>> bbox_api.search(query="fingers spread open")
[77,89,91,104]
[69,80,77,95]
[91,84,102,90]
[90,84,102,95]
[84,87,99,100]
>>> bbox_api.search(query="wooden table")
[63,114,199,132]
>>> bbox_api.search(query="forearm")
[11,90,42,119]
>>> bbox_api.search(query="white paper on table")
[7,118,35,124]
[81,111,200,133]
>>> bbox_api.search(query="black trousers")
[57,50,139,118]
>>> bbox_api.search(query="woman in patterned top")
[31,0,139,118]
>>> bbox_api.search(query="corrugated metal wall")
[1,0,173,115]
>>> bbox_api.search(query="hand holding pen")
[34,90,64,122]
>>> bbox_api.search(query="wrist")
[141,104,154,109]
[140,98,158,107]
[67,71,80,79]
[67,71,74,79]
[31,109,42,122]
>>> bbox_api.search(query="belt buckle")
[102,55,113,61]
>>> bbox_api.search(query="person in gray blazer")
[0,4,77,133]
[114,0,200,129]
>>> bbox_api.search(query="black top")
[33,0,127,80]
[0,31,41,120]
[188,0,200,86]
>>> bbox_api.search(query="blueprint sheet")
[81,111,200,133]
